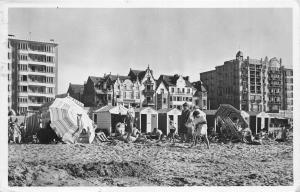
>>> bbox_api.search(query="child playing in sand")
[151,128,163,141]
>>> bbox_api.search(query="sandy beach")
[8,139,293,186]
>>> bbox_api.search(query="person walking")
[181,102,191,143]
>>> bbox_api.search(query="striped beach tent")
[49,96,95,144]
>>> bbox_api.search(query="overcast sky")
[9,8,292,94]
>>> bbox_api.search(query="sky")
[8,8,292,94]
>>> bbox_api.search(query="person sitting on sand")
[151,128,163,140]
[115,122,125,136]
[131,127,141,138]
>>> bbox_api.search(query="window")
[170,96,173,101]
[203,100,207,106]
[171,88,174,93]
[182,88,185,93]
[160,89,164,94]
[147,96,151,102]
[93,114,97,124]
[187,88,190,94]
[177,88,180,93]
[146,85,151,91]
[163,98,167,104]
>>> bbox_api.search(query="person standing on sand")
[168,120,176,143]
[181,102,191,143]
[125,109,135,141]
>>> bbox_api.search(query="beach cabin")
[158,108,181,135]
[135,107,158,133]
[93,105,128,135]
[203,110,217,134]
[248,111,272,134]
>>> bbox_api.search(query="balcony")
[27,102,44,107]
[142,89,155,96]
[28,91,53,97]
[28,70,55,77]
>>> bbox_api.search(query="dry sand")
[8,139,293,186]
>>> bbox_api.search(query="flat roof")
[8,36,58,46]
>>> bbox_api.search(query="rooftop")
[8,35,58,46]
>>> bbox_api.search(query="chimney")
[280,58,282,64]
[50,39,54,42]
[186,76,189,81]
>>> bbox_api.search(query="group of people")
[179,102,210,148]
[113,102,210,148]
[8,117,25,144]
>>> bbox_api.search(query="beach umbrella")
[49,96,95,144]
[8,109,16,116]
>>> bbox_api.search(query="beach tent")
[215,104,249,141]
[158,108,181,135]
[48,96,95,144]
[93,105,128,135]
[135,107,158,133]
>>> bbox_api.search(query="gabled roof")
[128,69,147,81]
[107,74,130,83]
[157,74,193,89]
[68,84,84,94]
[89,76,104,84]
[158,108,181,113]
[94,105,128,115]
[192,81,207,93]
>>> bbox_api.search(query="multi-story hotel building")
[8,35,58,114]
[200,51,293,112]
[155,74,195,110]
[282,67,293,111]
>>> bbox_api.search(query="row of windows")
[170,96,193,102]
[8,41,55,53]
[29,54,55,63]
[18,97,28,103]
[18,107,28,114]
[170,87,191,94]
[18,54,28,61]
[18,86,27,92]
[18,64,28,71]
[47,87,54,94]
[18,75,28,82]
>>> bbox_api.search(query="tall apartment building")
[8,35,58,114]
[200,51,293,112]
[282,67,293,111]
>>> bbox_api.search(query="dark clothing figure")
[181,108,191,142]
[37,121,61,144]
